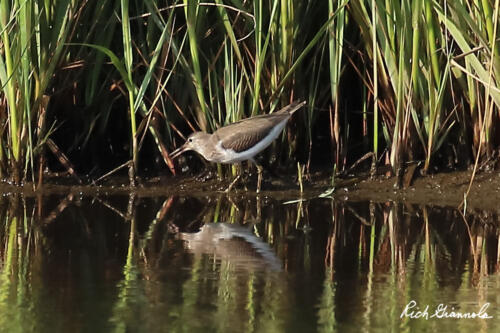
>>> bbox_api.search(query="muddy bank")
[340,170,500,211]
[0,169,498,212]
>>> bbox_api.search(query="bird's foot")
[195,169,217,182]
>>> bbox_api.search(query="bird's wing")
[214,113,290,153]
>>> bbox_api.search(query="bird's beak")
[170,144,189,159]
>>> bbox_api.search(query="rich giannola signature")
[400,300,493,320]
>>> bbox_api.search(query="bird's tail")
[275,100,307,115]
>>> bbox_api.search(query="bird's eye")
[188,138,193,142]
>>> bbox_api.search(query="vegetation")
[0,0,499,185]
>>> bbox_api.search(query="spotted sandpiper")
[170,100,306,192]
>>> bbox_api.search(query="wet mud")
[0,169,498,212]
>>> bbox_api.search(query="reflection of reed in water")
[179,223,282,272]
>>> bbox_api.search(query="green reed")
[120,0,138,182]
[0,0,499,185]
[0,0,76,184]
[348,0,500,176]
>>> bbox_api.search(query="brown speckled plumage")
[215,102,303,153]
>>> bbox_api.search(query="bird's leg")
[240,162,249,191]
[250,158,264,193]
[225,174,240,192]
[256,164,263,193]
[225,163,242,193]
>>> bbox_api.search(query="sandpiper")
[170,100,307,192]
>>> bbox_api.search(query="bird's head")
[170,132,210,159]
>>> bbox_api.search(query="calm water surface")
[0,192,499,332]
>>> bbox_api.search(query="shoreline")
[0,169,498,212]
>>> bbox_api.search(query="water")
[0,193,499,332]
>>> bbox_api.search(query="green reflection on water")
[0,195,498,332]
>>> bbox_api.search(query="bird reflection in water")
[179,223,282,272]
